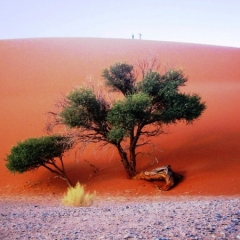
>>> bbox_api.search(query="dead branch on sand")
[133,165,182,191]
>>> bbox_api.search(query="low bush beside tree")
[6,135,73,187]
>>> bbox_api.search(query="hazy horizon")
[1,0,240,48]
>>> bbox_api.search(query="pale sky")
[1,0,240,48]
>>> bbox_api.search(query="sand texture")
[1,37,240,239]
[0,39,240,192]
[1,38,240,197]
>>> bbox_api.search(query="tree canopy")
[50,61,206,178]
[6,135,73,186]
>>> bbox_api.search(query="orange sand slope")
[1,38,240,197]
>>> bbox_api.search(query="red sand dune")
[1,38,240,198]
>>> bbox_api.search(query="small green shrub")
[6,135,73,187]
[62,182,95,207]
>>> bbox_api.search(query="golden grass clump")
[62,182,95,207]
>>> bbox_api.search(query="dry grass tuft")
[62,182,95,207]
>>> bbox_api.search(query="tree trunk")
[133,165,178,191]
[117,144,136,178]
[42,164,73,187]
[61,174,73,188]
[129,147,136,172]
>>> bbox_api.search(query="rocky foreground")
[0,195,239,239]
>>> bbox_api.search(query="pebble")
[0,197,239,239]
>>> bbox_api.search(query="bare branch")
[140,125,164,137]
[84,159,99,173]
[135,55,161,78]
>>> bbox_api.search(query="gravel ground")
[0,195,239,240]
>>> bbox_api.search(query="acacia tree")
[49,62,206,179]
[6,135,73,187]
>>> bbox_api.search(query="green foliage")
[102,62,136,95]
[135,69,205,124]
[60,87,109,128]
[108,93,152,129]
[106,92,153,143]
[107,128,126,144]
[6,135,71,173]
[137,71,163,96]
[137,69,187,99]
[160,93,206,123]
